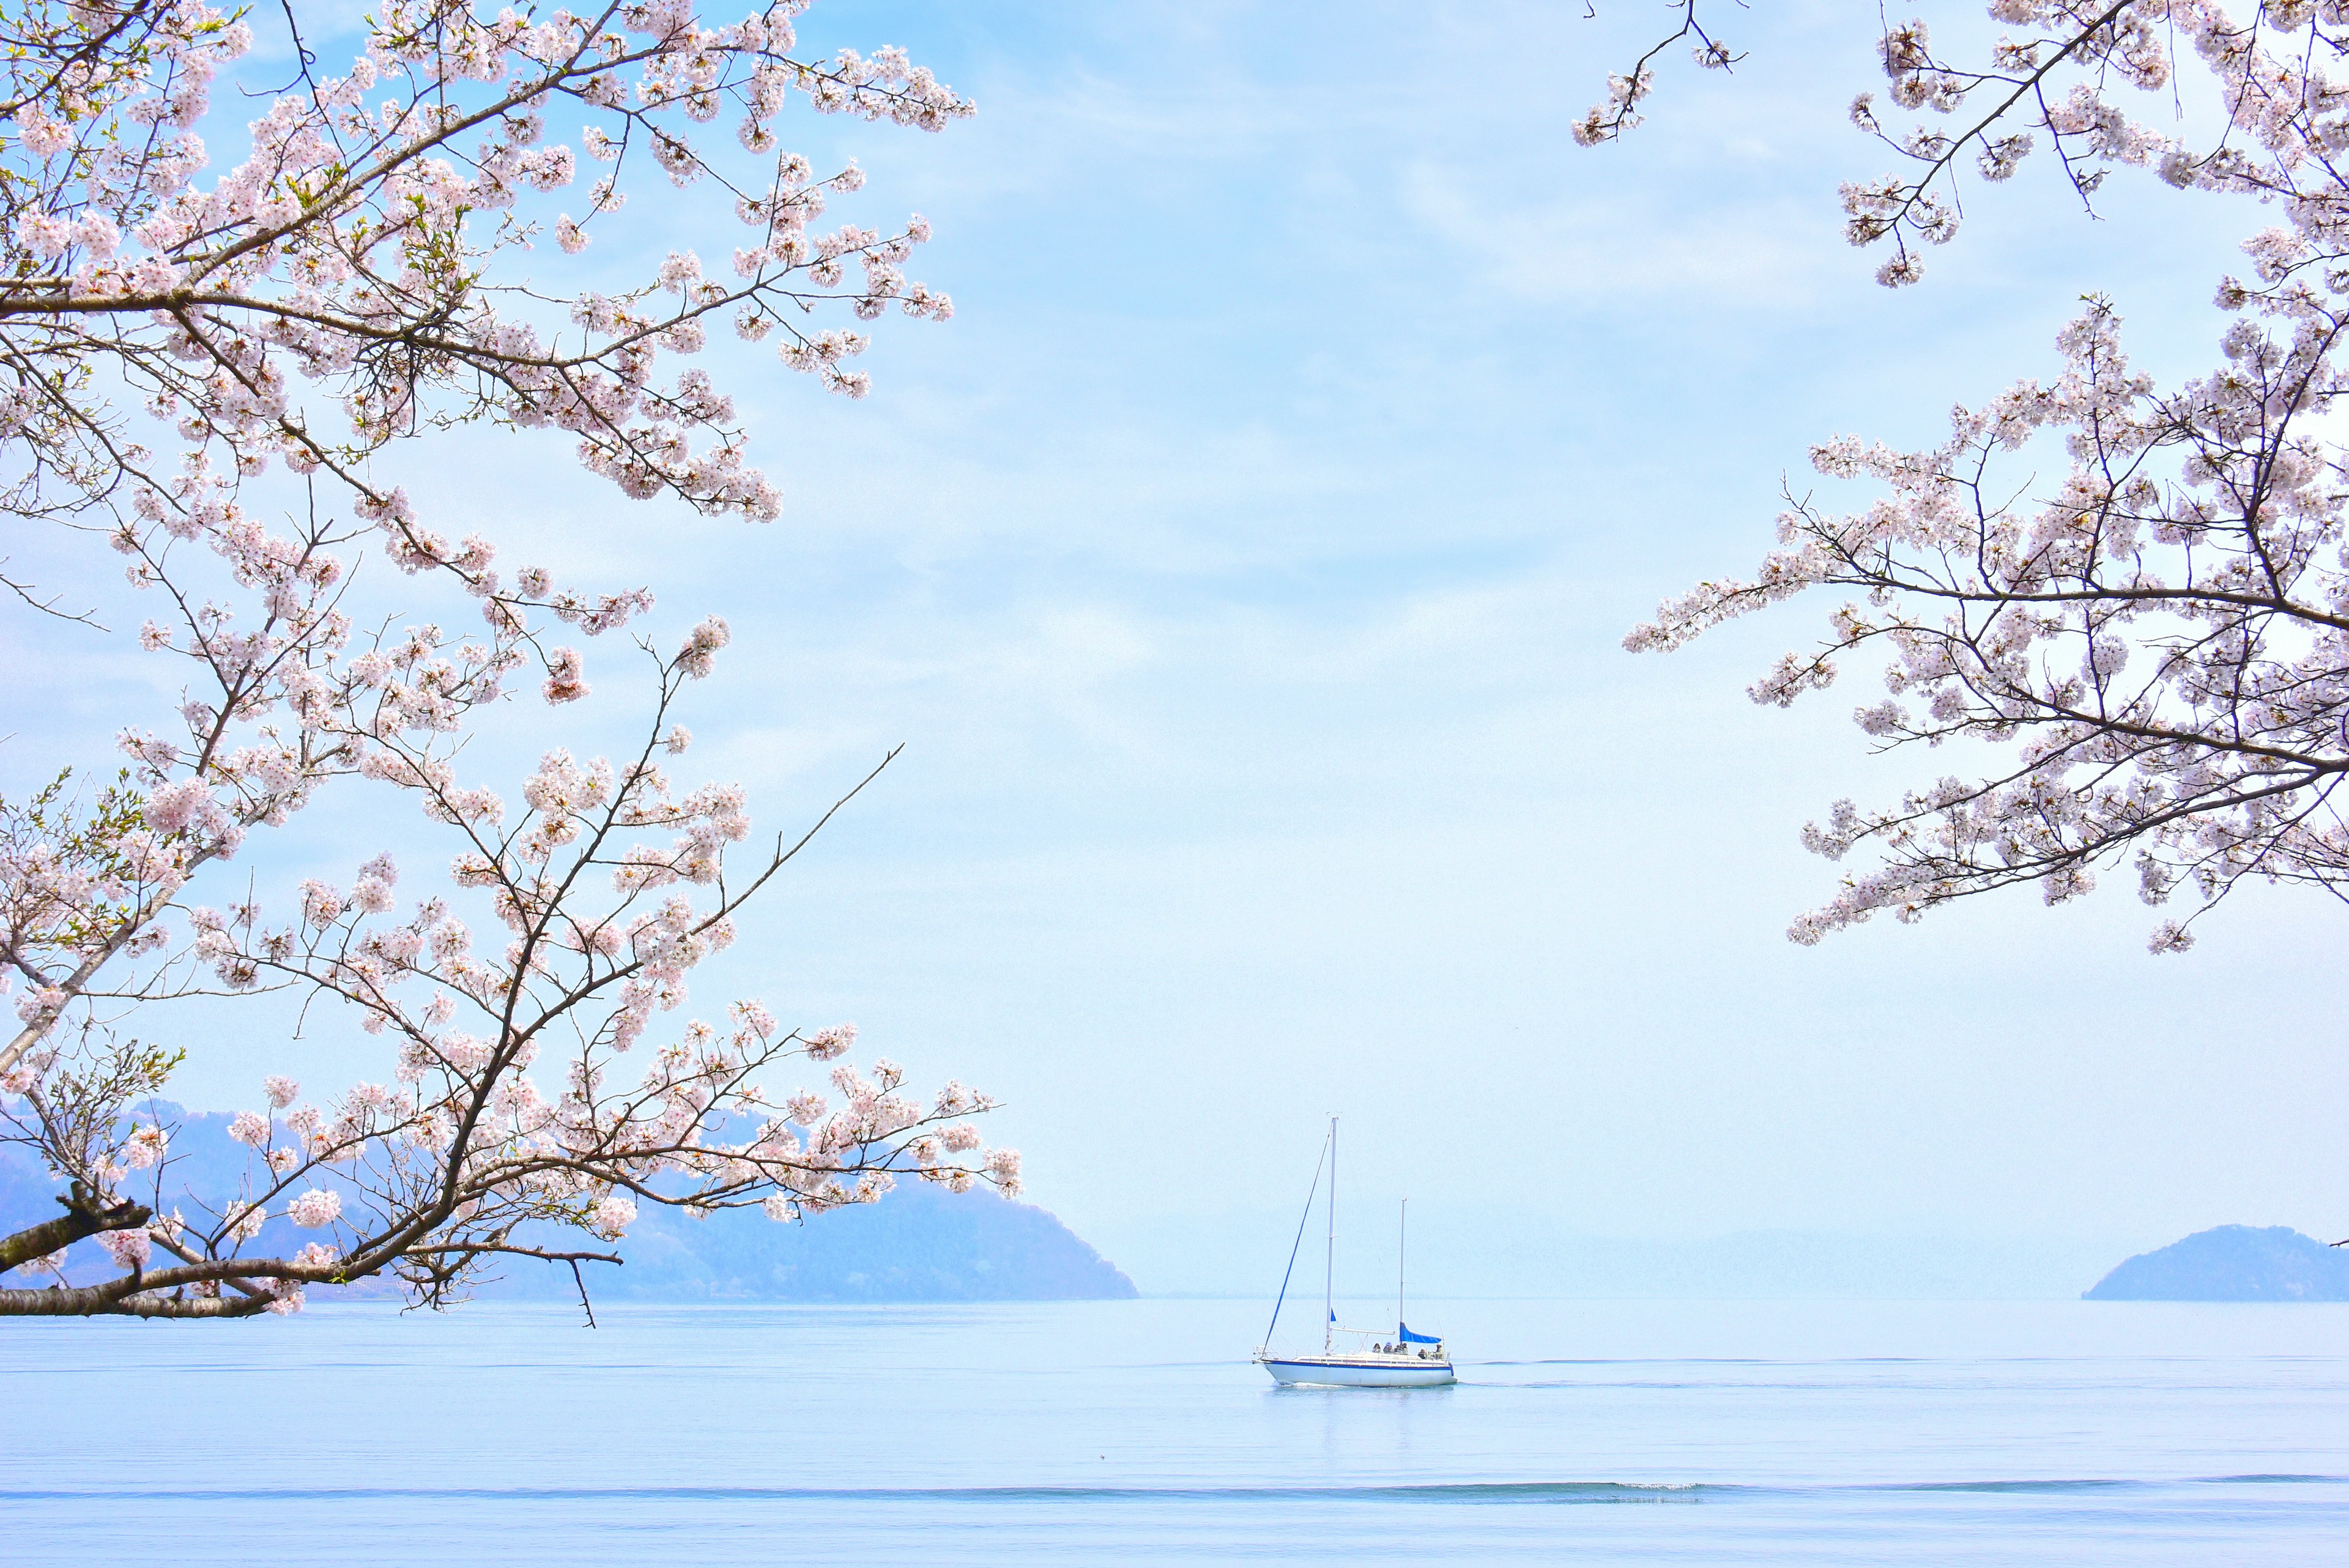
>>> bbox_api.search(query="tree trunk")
[0,1184,151,1273]
[0,1282,276,1317]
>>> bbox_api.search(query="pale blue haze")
[1,6,2341,1281]
[7,6,2348,1559]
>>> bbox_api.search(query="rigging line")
[1263,1125,1331,1348]
[1398,1196,1406,1331]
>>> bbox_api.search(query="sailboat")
[1253,1117,1455,1388]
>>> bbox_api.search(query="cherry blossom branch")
[3,631,1015,1317]
[1570,0,1745,147]
[1,1,1014,1320]
[1629,287,2349,949]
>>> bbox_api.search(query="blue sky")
[7,0,2342,1293]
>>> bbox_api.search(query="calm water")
[6,1297,2345,1563]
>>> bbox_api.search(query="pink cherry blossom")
[286,1189,342,1229]
[98,1230,152,1269]
[1602,2,2349,950]
[0,1,1017,1321]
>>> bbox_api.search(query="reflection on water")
[6,1297,2345,1564]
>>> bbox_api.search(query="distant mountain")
[2082,1225,2349,1302]
[500,1180,1136,1302]
[1,1102,1135,1303]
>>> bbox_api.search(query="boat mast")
[1398,1197,1407,1332]
[1262,1126,1332,1354]
[1323,1114,1337,1354]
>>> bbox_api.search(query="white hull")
[1259,1124,1454,1389]
[1258,1354,1455,1388]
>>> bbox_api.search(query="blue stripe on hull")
[1259,1358,1455,1388]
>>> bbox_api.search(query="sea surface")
[6,1296,2345,1563]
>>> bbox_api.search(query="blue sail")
[1398,1322,1441,1345]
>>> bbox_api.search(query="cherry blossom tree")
[0,0,1017,1318]
[1591,3,2349,949]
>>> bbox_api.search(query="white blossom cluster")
[0,0,967,541]
[0,2,1012,1320]
[1610,4,2349,949]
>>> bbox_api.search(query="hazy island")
[1,1104,1137,1304]
[2083,1225,2349,1302]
